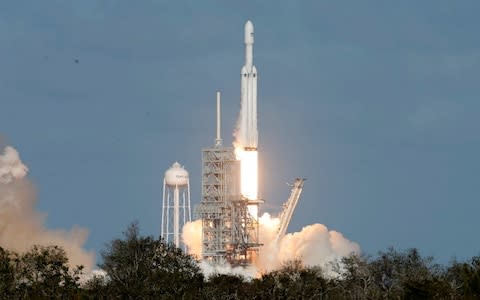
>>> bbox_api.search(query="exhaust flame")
[235,148,258,201]
[235,147,258,218]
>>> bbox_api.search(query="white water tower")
[161,162,191,249]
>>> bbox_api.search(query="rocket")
[240,20,258,151]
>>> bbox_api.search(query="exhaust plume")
[257,213,360,273]
[182,219,202,258]
[182,213,360,277]
[0,145,94,271]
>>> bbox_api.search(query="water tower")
[161,162,191,249]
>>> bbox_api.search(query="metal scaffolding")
[196,146,262,266]
[276,178,306,243]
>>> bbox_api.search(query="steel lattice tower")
[195,92,261,266]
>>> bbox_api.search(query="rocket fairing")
[240,20,258,151]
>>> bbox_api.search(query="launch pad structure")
[196,92,262,266]
[195,20,264,266]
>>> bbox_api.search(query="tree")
[0,247,16,298]
[367,247,451,299]
[254,259,329,299]
[202,273,249,300]
[332,253,379,299]
[13,245,83,299]
[99,222,204,298]
[447,256,480,298]
[81,271,111,299]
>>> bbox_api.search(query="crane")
[276,178,306,243]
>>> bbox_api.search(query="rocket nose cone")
[245,20,254,31]
[244,20,254,44]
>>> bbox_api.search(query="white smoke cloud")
[182,212,360,278]
[0,145,95,271]
[0,146,28,184]
[258,213,360,273]
[198,261,257,279]
[182,219,202,258]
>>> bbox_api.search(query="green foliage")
[252,259,329,299]
[331,248,457,299]
[81,272,110,299]
[3,224,480,299]
[447,256,480,298]
[331,253,378,299]
[0,247,16,298]
[0,245,83,299]
[99,222,204,298]
[202,274,249,299]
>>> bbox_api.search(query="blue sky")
[1,1,479,263]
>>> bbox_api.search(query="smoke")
[0,146,28,183]
[182,219,202,258]
[182,213,360,278]
[0,145,95,271]
[198,261,258,279]
[257,213,360,273]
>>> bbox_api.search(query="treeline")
[1,223,480,299]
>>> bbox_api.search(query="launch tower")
[196,92,262,266]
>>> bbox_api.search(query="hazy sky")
[1,1,479,263]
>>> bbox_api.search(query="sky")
[1,1,479,264]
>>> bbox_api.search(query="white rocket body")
[240,20,258,151]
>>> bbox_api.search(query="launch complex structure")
[195,92,263,266]
[159,21,306,267]
[195,21,305,266]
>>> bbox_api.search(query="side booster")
[240,20,258,151]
